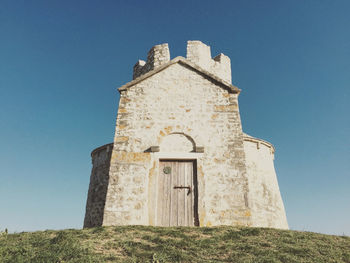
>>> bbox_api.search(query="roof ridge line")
[118,57,240,94]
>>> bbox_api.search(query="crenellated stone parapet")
[133,41,231,84]
[133,43,170,79]
[186,40,232,83]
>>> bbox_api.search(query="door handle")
[174,185,192,195]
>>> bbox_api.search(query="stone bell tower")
[84,41,288,229]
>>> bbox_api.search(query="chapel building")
[84,41,288,229]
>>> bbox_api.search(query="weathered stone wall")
[243,135,288,229]
[83,143,113,228]
[103,59,251,227]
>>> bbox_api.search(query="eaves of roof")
[118,56,240,94]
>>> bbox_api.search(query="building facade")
[84,41,288,229]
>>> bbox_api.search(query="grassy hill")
[0,225,349,263]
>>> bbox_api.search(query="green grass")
[0,226,349,262]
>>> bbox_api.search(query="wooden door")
[157,160,197,226]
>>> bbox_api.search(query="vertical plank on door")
[157,162,164,226]
[185,162,188,226]
[168,161,173,226]
[186,161,194,226]
[177,162,185,226]
[170,162,178,226]
[159,161,171,226]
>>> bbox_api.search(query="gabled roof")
[118,56,240,94]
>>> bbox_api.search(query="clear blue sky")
[1,0,349,235]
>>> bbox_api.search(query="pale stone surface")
[159,133,195,152]
[243,134,288,229]
[83,40,288,229]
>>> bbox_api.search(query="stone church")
[84,41,288,229]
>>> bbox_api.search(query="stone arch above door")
[159,133,196,152]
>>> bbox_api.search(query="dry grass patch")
[0,226,349,262]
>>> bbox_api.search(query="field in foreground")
[0,225,349,263]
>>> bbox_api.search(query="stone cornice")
[91,143,113,157]
[243,133,275,153]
